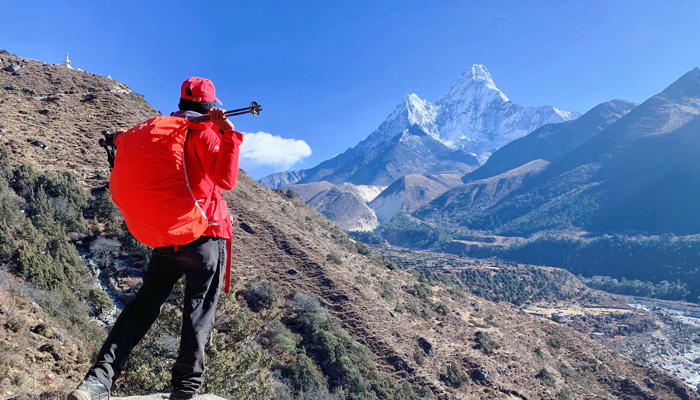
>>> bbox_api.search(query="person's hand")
[209,108,235,131]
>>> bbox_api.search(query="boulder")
[3,64,20,72]
[239,222,255,234]
[28,139,48,149]
[386,355,412,372]
[418,337,433,355]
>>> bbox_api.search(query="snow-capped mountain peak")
[432,64,579,153]
[552,107,578,120]
[404,94,439,139]
[471,64,493,83]
[441,64,509,104]
[259,63,579,188]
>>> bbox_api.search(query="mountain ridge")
[465,67,700,235]
[462,99,638,183]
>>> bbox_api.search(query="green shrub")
[354,241,371,256]
[88,289,114,317]
[0,146,11,180]
[536,367,556,387]
[534,347,545,359]
[443,362,469,388]
[556,388,573,400]
[548,337,563,350]
[380,281,396,300]
[434,303,450,315]
[348,230,385,246]
[278,353,328,394]
[413,346,426,366]
[413,283,432,300]
[242,280,279,312]
[87,188,119,221]
[264,320,298,354]
[354,275,371,286]
[474,331,499,355]
[326,253,342,265]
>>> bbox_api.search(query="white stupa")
[62,53,72,69]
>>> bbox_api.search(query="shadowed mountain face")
[588,114,700,233]
[314,125,479,186]
[415,160,550,228]
[456,68,700,235]
[463,99,638,183]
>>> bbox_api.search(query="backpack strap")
[225,235,232,294]
[183,127,217,223]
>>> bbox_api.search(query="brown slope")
[225,174,699,399]
[0,49,159,182]
[415,160,549,229]
[0,51,697,399]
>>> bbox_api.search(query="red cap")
[180,77,222,105]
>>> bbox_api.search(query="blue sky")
[2,0,699,179]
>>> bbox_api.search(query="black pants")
[86,236,226,395]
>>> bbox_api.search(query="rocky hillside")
[0,51,698,399]
[0,50,158,183]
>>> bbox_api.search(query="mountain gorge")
[1,51,697,399]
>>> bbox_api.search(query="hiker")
[69,77,244,400]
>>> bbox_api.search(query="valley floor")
[607,298,700,390]
[372,244,700,393]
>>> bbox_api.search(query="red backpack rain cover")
[109,116,209,248]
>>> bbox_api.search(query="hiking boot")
[68,376,109,400]
[169,391,197,400]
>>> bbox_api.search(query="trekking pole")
[99,131,116,169]
[188,101,263,122]
[98,102,262,170]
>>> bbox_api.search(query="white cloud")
[239,131,312,169]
